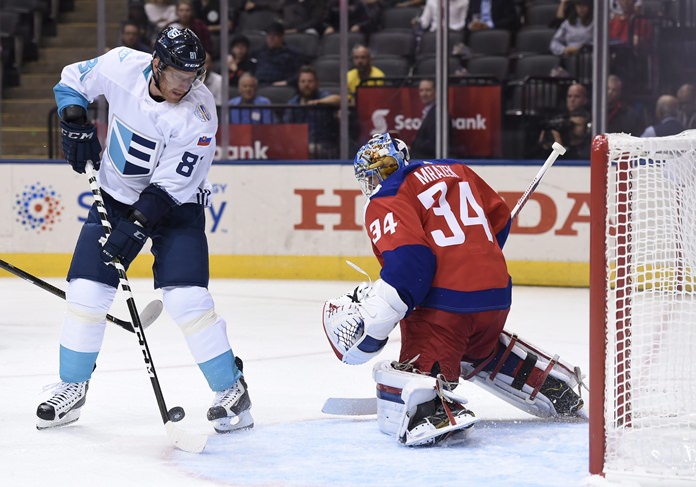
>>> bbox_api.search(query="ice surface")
[0,277,611,486]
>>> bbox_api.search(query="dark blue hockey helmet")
[153,26,206,78]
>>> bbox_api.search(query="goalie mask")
[354,133,410,197]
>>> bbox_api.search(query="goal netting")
[590,132,696,483]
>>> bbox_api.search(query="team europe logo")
[107,117,160,176]
[14,182,64,232]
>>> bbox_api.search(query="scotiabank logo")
[214,141,269,160]
[294,188,590,235]
[374,111,490,132]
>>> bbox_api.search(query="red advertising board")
[216,124,309,160]
[356,85,501,158]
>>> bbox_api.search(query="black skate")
[539,375,585,417]
[36,381,89,430]
[403,397,478,447]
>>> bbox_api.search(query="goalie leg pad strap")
[461,331,587,418]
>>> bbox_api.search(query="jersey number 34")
[369,181,494,247]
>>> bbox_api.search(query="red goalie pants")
[399,307,510,383]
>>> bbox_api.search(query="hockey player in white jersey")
[36,27,253,435]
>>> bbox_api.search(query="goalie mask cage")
[590,132,696,483]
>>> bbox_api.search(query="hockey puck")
[168,406,185,422]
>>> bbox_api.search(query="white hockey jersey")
[54,47,217,207]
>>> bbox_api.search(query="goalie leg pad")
[372,361,477,446]
[461,331,586,418]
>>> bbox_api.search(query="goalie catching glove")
[323,279,408,365]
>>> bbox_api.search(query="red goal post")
[590,132,696,483]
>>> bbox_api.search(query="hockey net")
[590,132,696,483]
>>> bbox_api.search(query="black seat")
[382,7,421,30]
[412,55,462,76]
[465,55,509,81]
[257,85,296,104]
[525,3,559,27]
[237,10,281,33]
[372,55,411,78]
[513,27,555,56]
[318,31,366,56]
[418,30,464,58]
[513,54,561,79]
[235,31,267,55]
[467,29,511,56]
[368,31,416,59]
[313,55,344,85]
[284,32,320,62]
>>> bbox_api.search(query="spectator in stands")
[641,95,685,137]
[204,52,222,105]
[323,0,371,35]
[127,1,157,47]
[538,82,591,159]
[253,21,301,87]
[145,0,178,31]
[410,78,439,160]
[389,0,424,7]
[229,73,274,124]
[119,20,152,53]
[610,0,643,16]
[549,0,593,58]
[676,83,696,130]
[168,0,213,57]
[415,0,469,32]
[347,44,385,103]
[242,0,283,13]
[228,34,257,88]
[549,0,573,29]
[284,65,341,158]
[609,0,652,50]
[607,74,644,135]
[283,0,327,35]
[465,0,518,33]
[195,0,232,34]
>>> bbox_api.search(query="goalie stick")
[86,163,207,454]
[322,143,568,417]
[511,142,566,219]
[0,258,163,332]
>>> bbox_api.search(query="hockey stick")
[86,163,207,453]
[323,144,569,417]
[511,142,566,220]
[0,258,163,332]
[322,397,377,416]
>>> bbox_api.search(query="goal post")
[590,132,696,483]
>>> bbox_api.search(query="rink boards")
[0,159,590,286]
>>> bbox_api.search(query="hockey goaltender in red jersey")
[323,133,587,447]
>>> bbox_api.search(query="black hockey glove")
[60,120,102,174]
[100,218,148,266]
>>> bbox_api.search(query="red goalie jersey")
[365,159,512,314]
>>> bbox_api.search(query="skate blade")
[36,409,81,430]
[212,410,254,434]
[404,416,478,447]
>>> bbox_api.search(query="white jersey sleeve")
[54,47,217,206]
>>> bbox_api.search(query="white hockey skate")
[36,381,89,430]
[207,376,254,434]
[403,399,478,447]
